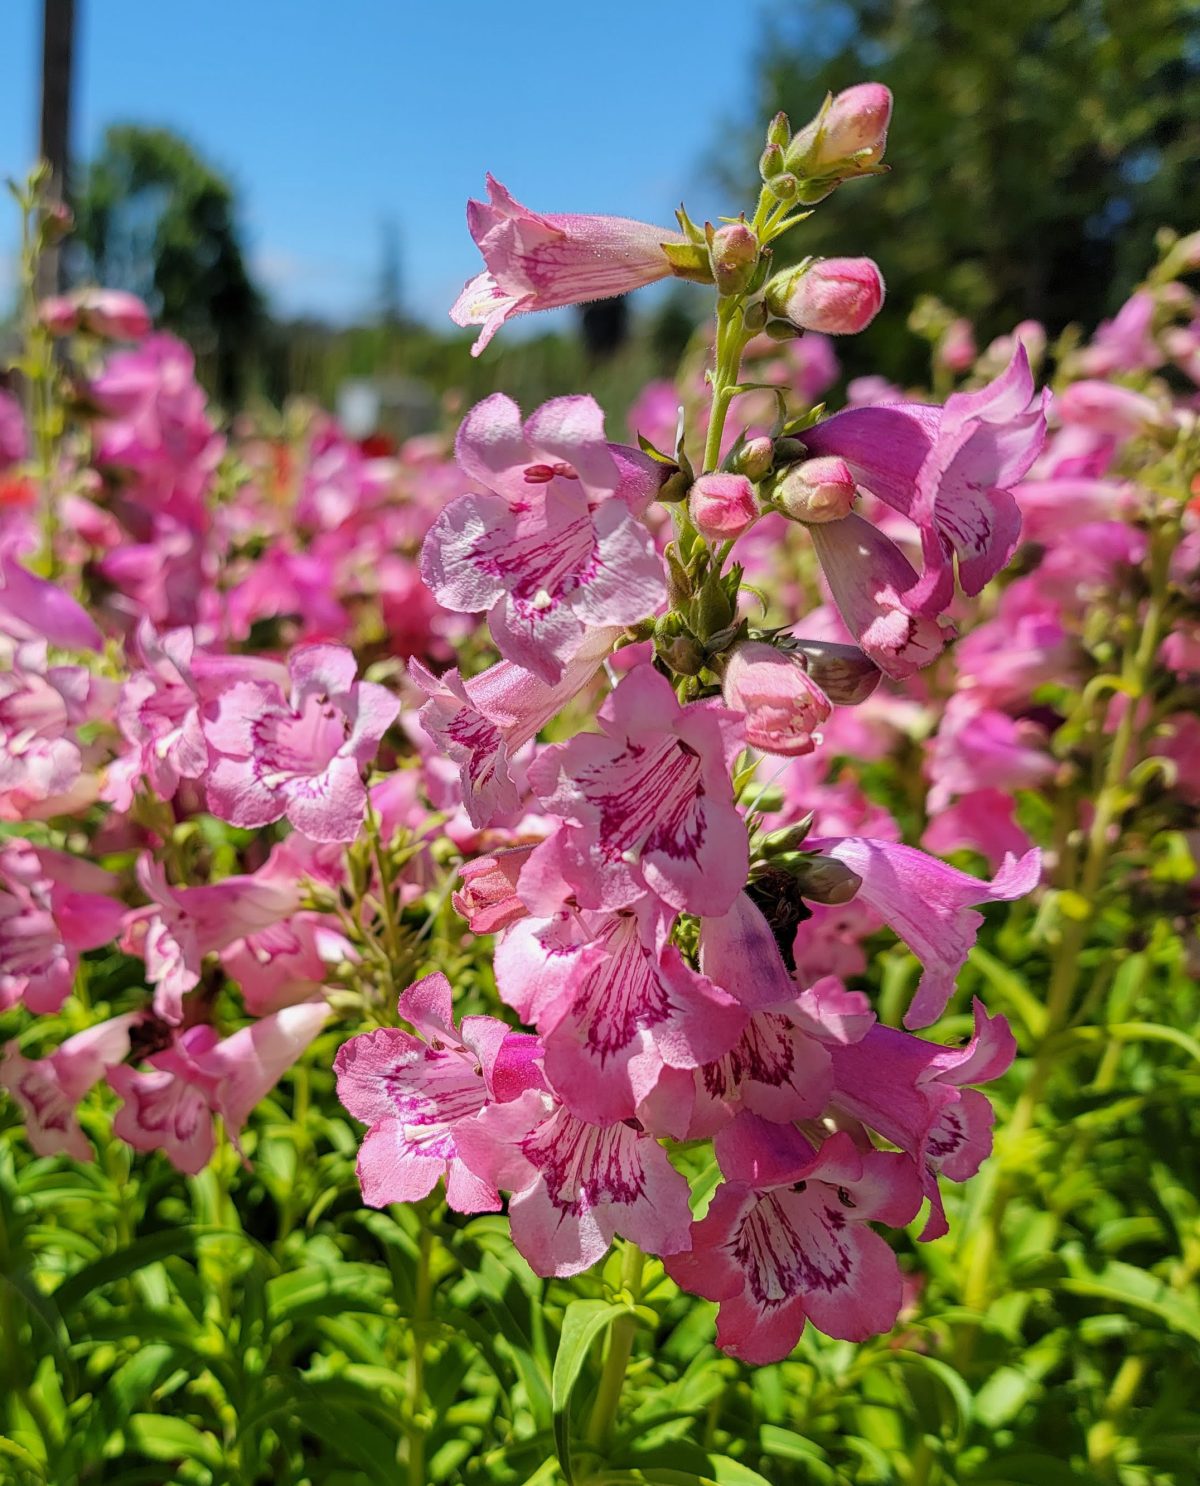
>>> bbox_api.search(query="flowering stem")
[702,295,750,476]
[585,1242,645,1456]
[364,796,404,971]
[406,1215,435,1486]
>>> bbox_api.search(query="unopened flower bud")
[654,614,705,675]
[774,455,857,524]
[1057,380,1164,437]
[937,317,977,373]
[760,142,785,180]
[453,848,536,934]
[38,295,79,336]
[766,257,885,335]
[768,172,798,202]
[743,299,768,334]
[734,436,775,481]
[41,201,73,243]
[689,472,758,540]
[767,112,791,149]
[795,853,863,905]
[722,641,831,756]
[710,222,759,297]
[786,638,881,705]
[788,83,893,176]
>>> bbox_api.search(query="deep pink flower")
[829,998,1016,1239]
[450,176,680,354]
[922,789,1033,870]
[526,665,747,916]
[421,394,665,683]
[0,844,124,1015]
[803,347,1049,614]
[721,640,832,757]
[204,643,399,842]
[809,514,952,679]
[410,624,619,827]
[0,389,26,470]
[1057,380,1163,437]
[335,972,541,1211]
[926,696,1054,812]
[455,1086,693,1277]
[41,288,152,340]
[105,621,211,810]
[453,846,538,934]
[0,541,101,650]
[806,836,1041,1027]
[666,1119,922,1361]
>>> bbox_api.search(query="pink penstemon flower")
[204,642,399,842]
[420,393,665,684]
[450,176,683,355]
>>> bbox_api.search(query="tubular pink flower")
[0,1014,139,1160]
[450,176,681,355]
[829,997,1016,1239]
[0,844,124,1015]
[493,899,745,1131]
[455,1086,694,1277]
[803,346,1049,613]
[808,513,952,679]
[204,642,399,842]
[807,836,1042,1027]
[336,972,542,1211]
[666,1119,921,1360]
[0,542,102,650]
[526,665,747,916]
[721,640,832,757]
[421,394,665,683]
[410,623,620,828]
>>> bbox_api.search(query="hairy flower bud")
[766,258,885,335]
[759,142,785,180]
[734,436,775,481]
[689,472,758,540]
[795,853,863,905]
[709,222,760,297]
[766,111,791,150]
[774,455,857,523]
[721,641,832,756]
[788,83,893,176]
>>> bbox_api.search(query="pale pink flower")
[0,844,124,1015]
[204,643,399,842]
[1056,380,1165,437]
[421,394,665,683]
[1078,293,1162,377]
[410,624,620,828]
[41,288,152,340]
[922,789,1033,870]
[453,846,538,934]
[335,972,541,1211]
[450,176,681,354]
[0,545,102,650]
[0,1014,139,1160]
[666,1119,922,1361]
[109,1002,330,1174]
[0,643,97,820]
[790,83,893,172]
[222,913,353,1016]
[806,836,1042,1027]
[105,621,211,810]
[721,640,832,757]
[455,1086,693,1277]
[774,456,857,524]
[926,696,1054,812]
[525,665,747,916]
[803,347,1049,614]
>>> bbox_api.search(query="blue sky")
[0,0,774,324]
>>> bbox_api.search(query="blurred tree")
[72,126,265,403]
[735,0,1200,380]
[37,0,76,297]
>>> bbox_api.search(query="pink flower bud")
[789,83,893,174]
[938,317,977,373]
[38,295,80,336]
[775,455,857,523]
[767,257,885,335]
[689,472,758,540]
[709,222,759,296]
[735,436,775,481]
[721,640,832,757]
[76,290,153,341]
[452,846,535,934]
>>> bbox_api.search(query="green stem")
[586,1243,645,1455]
[365,797,405,970]
[407,1218,435,1486]
[701,296,749,476]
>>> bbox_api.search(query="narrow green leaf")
[551,1298,632,1484]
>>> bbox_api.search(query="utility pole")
[37,0,76,297]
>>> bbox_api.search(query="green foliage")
[72,126,266,404]
[736,0,1200,379]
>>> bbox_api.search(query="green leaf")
[125,1413,222,1470]
[551,1298,632,1484]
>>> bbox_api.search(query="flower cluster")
[332,89,1054,1363]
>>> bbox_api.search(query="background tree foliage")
[72,126,265,403]
[736,0,1200,380]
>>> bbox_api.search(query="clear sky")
[0,0,775,325]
